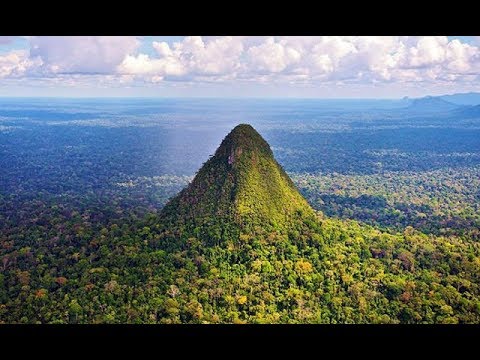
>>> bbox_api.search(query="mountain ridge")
[406,96,460,113]
[440,92,480,106]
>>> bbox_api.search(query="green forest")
[2,124,480,324]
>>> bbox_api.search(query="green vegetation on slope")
[159,124,314,243]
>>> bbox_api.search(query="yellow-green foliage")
[235,139,313,230]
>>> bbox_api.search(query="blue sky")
[0,36,479,98]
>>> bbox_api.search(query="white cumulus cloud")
[117,36,480,86]
[247,37,301,73]
[119,36,244,79]
[1,36,480,93]
[29,36,140,74]
[0,50,41,78]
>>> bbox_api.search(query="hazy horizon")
[0,92,475,100]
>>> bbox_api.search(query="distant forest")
[1,98,480,323]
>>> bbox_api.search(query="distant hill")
[440,92,480,106]
[406,96,460,113]
[454,104,480,118]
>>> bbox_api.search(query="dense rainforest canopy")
[1,123,479,324]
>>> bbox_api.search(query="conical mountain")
[159,124,314,240]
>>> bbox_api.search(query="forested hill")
[1,124,480,324]
[159,124,315,245]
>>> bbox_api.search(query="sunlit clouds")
[1,36,480,97]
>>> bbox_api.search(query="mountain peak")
[215,124,273,167]
[225,123,263,141]
[159,124,315,243]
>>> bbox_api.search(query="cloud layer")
[30,36,139,75]
[118,36,480,84]
[1,36,480,91]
